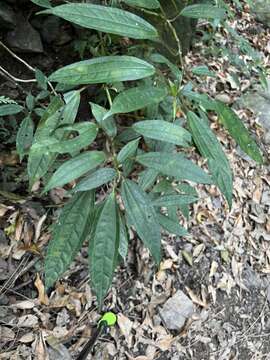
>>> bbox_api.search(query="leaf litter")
[1,2,270,360]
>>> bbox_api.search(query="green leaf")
[152,179,173,193]
[49,56,155,86]
[90,102,117,138]
[72,168,117,193]
[27,96,64,187]
[117,138,140,164]
[180,4,227,20]
[133,120,191,147]
[89,192,119,306]
[137,152,213,184]
[26,94,35,112]
[187,111,233,207]
[122,0,160,10]
[35,69,48,90]
[104,86,167,119]
[152,194,198,207]
[191,65,215,77]
[45,190,94,289]
[39,4,158,40]
[0,104,23,116]
[118,213,129,260]
[215,101,263,164]
[16,116,34,161]
[31,123,98,154]
[43,151,106,193]
[138,169,159,191]
[157,214,188,237]
[150,53,182,80]
[31,0,52,8]
[181,89,216,111]
[121,179,161,263]
[27,92,81,187]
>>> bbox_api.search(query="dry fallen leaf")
[0,326,15,341]
[185,286,208,308]
[117,313,133,347]
[18,314,38,328]
[34,273,49,305]
[19,332,35,343]
[34,332,49,360]
[156,334,174,351]
[11,300,36,310]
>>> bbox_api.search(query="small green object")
[99,312,117,327]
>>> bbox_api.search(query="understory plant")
[2,0,264,306]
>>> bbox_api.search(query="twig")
[0,40,35,72]
[0,65,36,83]
[0,40,57,96]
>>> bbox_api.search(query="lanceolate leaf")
[89,192,119,305]
[152,194,198,207]
[187,111,233,207]
[49,56,155,85]
[191,65,215,77]
[39,4,158,40]
[215,101,263,164]
[104,86,167,119]
[133,120,191,147]
[118,213,129,260]
[138,169,159,190]
[28,93,81,187]
[117,138,140,164]
[122,0,160,10]
[137,152,213,184]
[31,0,52,8]
[72,168,117,193]
[157,214,188,237]
[180,4,227,20]
[16,116,34,161]
[150,53,182,80]
[45,190,94,289]
[27,96,63,187]
[43,151,106,193]
[90,102,117,138]
[31,122,98,154]
[0,104,23,116]
[121,179,161,263]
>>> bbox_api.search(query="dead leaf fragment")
[19,332,35,343]
[18,314,38,328]
[34,273,49,305]
[117,313,133,347]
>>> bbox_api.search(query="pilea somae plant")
[12,0,264,306]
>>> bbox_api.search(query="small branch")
[0,40,57,96]
[0,65,36,83]
[0,40,35,72]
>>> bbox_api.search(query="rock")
[251,0,270,27]
[160,290,194,331]
[0,2,16,29]
[237,78,270,144]
[40,16,61,44]
[6,14,43,53]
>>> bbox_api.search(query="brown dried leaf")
[34,273,49,305]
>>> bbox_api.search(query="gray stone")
[237,78,270,144]
[40,16,61,44]
[0,2,16,29]
[251,0,270,27]
[160,290,194,331]
[6,14,43,53]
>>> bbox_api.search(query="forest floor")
[1,3,270,360]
